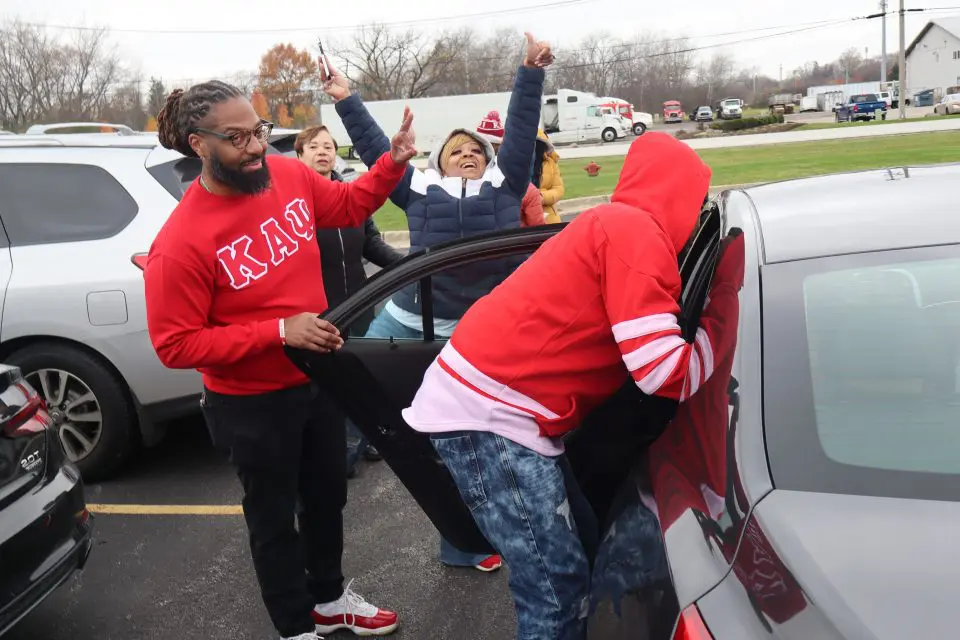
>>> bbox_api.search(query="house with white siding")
[906,17,960,99]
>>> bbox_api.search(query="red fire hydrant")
[584,161,601,177]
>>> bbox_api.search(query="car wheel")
[632,122,646,136]
[8,343,137,481]
[601,128,617,143]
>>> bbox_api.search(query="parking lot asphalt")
[6,416,517,640]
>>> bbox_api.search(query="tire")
[7,342,137,481]
[632,122,647,136]
[601,128,617,143]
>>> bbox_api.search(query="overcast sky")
[3,0,951,86]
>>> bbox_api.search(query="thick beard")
[210,152,271,195]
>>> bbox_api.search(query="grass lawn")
[374,130,960,230]
[797,113,960,130]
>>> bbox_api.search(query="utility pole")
[880,0,888,81]
[899,0,907,118]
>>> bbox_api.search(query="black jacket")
[318,171,404,333]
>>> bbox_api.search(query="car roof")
[742,163,960,264]
[0,133,159,149]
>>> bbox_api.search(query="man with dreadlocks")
[143,80,416,640]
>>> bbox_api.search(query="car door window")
[0,163,138,246]
[764,245,960,501]
[343,251,534,341]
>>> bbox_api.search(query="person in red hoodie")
[143,80,416,640]
[402,131,737,639]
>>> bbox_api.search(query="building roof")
[906,17,960,58]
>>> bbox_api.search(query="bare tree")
[0,21,128,130]
[56,27,121,120]
[838,47,863,83]
[335,24,464,100]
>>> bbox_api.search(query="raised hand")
[319,55,351,101]
[389,106,417,164]
[523,32,554,69]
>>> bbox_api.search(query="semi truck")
[542,89,630,144]
[599,97,654,135]
[768,93,796,115]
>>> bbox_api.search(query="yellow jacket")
[537,130,565,224]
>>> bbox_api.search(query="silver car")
[0,131,208,479]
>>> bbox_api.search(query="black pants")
[201,383,347,637]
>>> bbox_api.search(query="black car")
[288,163,960,638]
[0,364,93,636]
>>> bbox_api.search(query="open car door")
[285,209,724,554]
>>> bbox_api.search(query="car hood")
[754,490,960,639]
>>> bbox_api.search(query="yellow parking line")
[87,503,243,515]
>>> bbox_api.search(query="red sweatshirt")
[404,132,736,444]
[144,152,406,395]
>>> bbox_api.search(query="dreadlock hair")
[156,80,244,158]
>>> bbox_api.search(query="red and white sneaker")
[311,580,398,637]
[282,633,323,640]
[474,554,503,572]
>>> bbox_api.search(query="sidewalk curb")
[382,183,759,249]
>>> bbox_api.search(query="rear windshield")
[851,94,878,103]
[763,246,960,501]
[148,145,283,201]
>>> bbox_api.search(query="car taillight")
[2,388,48,438]
[852,104,859,111]
[131,253,148,271]
[673,605,714,640]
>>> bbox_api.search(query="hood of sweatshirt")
[426,129,497,176]
[609,132,712,254]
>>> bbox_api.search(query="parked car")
[836,93,888,122]
[934,93,960,116]
[0,125,300,480]
[0,363,93,636]
[286,163,960,638]
[694,106,714,122]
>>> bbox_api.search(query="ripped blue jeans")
[430,431,598,640]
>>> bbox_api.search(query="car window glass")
[345,251,534,340]
[764,246,960,502]
[0,163,138,246]
[803,256,960,474]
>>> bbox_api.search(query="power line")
[22,0,597,35]
[100,7,954,91]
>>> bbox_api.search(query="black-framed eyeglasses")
[194,120,274,149]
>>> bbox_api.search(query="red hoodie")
[144,153,406,395]
[403,132,736,450]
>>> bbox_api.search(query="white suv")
[0,129,314,479]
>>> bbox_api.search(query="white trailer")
[816,90,845,112]
[799,96,819,112]
[805,82,882,102]
[319,91,513,158]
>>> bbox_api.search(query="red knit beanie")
[476,110,505,144]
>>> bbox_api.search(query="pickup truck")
[835,93,888,122]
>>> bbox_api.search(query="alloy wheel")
[26,368,103,462]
